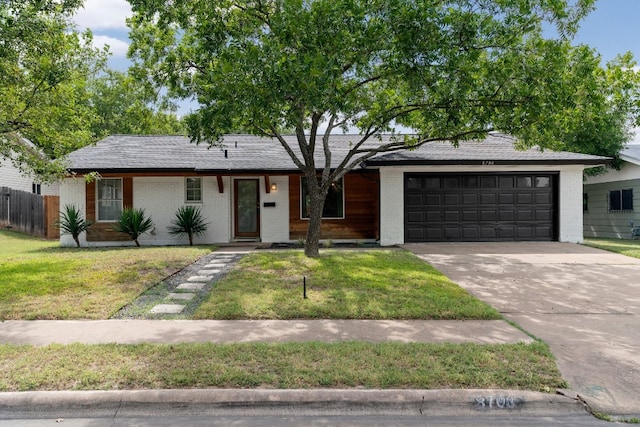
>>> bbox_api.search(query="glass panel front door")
[235,179,260,238]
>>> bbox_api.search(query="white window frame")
[185,177,203,203]
[96,178,123,222]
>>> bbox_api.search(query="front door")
[234,179,260,239]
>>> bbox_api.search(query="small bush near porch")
[194,250,501,320]
[0,230,212,320]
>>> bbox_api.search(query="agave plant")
[113,208,154,247]
[56,204,93,247]
[168,205,209,246]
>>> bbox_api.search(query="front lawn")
[194,250,501,320]
[0,230,212,319]
[583,238,640,259]
[0,341,565,392]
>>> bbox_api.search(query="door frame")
[233,178,261,239]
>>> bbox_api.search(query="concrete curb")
[0,389,588,419]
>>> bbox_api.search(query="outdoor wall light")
[271,183,277,191]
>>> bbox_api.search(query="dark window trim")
[608,188,634,212]
[300,176,345,220]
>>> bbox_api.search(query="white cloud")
[92,35,130,57]
[74,0,132,30]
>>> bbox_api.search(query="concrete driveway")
[404,242,640,417]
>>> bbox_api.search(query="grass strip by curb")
[0,342,565,392]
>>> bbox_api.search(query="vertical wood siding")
[288,171,380,240]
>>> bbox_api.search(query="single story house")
[583,144,640,239]
[60,133,606,247]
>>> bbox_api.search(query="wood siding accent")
[86,177,134,242]
[43,195,60,239]
[289,172,379,240]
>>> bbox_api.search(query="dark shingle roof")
[367,134,608,165]
[65,133,608,173]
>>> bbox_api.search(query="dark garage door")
[405,173,557,242]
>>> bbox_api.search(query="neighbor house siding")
[288,171,379,241]
[583,178,640,239]
[0,158,59,195]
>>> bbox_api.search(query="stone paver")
[167,293,196,301]
[145,248,252,317]
[176,283,207,291]
[149,304,185,314]
[187,275,213,282]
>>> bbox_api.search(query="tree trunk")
[188,232,194,246]
[304,187,326,258]
[73,235,80,248]
[134,238,141,247]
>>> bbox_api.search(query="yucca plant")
[113,207,154,247]
[168,205,209,246]
[56,204,93,248]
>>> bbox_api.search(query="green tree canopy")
[0,0,106,180]
[128,0,638,256]
[88,69,184,137]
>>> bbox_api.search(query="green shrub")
[56,204,92,247]
[168,205,209,246]
[113,208,154,247]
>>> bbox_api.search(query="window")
[609,189,633,212]
[97,178,122,221]
[186,177,202,203]
[301,177,344,219]
[32,183,41,195]
[583,193,588,212]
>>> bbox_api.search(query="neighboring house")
[0,140,59,196]
[0,138,60,237]
[583,145,640,239]
[60,133,606,247]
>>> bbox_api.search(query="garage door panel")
[407,194,423,206]
[405,173,556,242]
[517,193,534,204]
[426,211,441,221]
[407,211,423,223]
[499,193,514,204]
[444,194,460,205]
[444,227,461,240]
[462,210,478,221]
[480,193,497,204]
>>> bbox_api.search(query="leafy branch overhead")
[127,0,640,256]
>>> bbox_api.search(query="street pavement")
[405,242,640,418]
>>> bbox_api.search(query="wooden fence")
[0,186,59,238]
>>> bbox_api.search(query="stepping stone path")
[145,249,251,315]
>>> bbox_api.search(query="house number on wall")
[481,160,495,165]
[474,395,517,409]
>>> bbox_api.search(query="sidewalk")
[0,319,532,345]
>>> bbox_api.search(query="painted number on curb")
[475,396,517,409]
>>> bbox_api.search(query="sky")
[72,0,640,139]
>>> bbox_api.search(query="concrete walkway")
[404,242,640,417]
[0,319,532,346]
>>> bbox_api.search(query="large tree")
[88,69,185,137]
[127,0,636,256]
[0,0,107,180]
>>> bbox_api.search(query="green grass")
[0,341,565,392]
[0,230,212,319]
[583,238,640,259]
[194,250,501,320]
